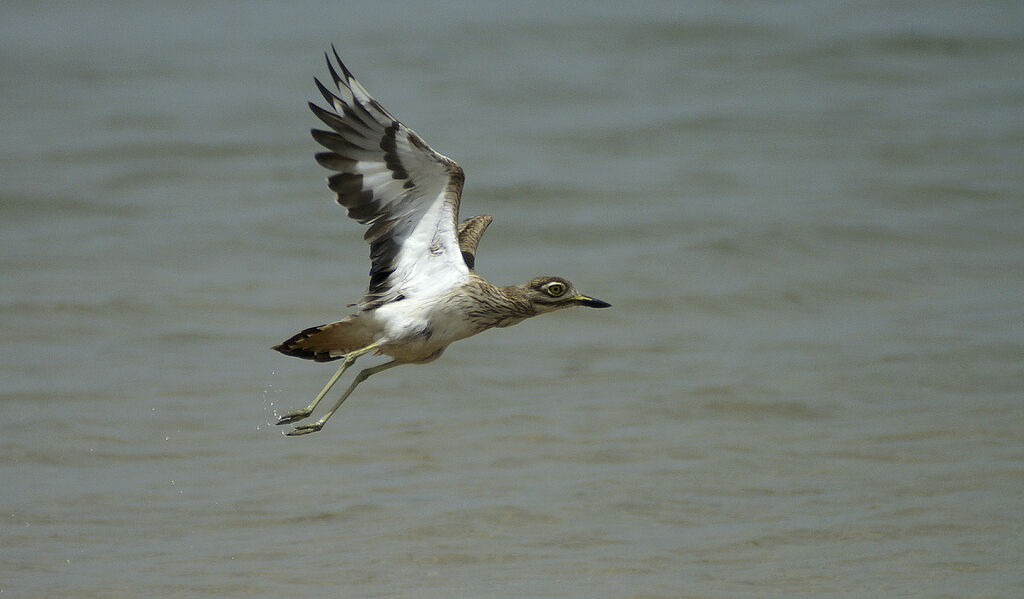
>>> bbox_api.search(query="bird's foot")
[275,409,313,425]
[285,422,324,436]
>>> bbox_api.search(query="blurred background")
[2,1,1022,597]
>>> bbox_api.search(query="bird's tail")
[272,317,374,363]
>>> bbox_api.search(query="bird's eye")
[545,282,566,297]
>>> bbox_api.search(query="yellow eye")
[545,282,566,297]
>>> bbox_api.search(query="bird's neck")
[464,278,536,329]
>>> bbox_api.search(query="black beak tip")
[581,297,612,309]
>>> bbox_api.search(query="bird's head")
[522,276,611,314]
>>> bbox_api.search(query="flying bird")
[273,47,610,435]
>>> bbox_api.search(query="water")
[2,1,1022,597]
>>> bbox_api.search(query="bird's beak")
[573,295,611,308]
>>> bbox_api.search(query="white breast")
[371,294,482,362]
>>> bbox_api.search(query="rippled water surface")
[2,1,1022,597]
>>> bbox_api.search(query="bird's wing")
[456,215,493,271]
[310,47,469,309]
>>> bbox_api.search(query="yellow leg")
[275,340,384,425]
[286,360,402,436]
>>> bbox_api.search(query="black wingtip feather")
[309,101,361,137]
[324,52,344,88]
[313,77,339,108]
[313,76,374,131]
[314,151,356,171]
[310,128,363,154]
[331,45,355,81]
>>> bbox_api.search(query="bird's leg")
[274,360,351,425]
[286,360,402,436]
[275,340,384,425]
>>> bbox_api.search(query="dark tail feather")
[272,318,372,363]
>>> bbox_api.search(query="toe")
[275,411,310,425]
[285,423,323,436]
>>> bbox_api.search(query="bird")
[272,47,611,435]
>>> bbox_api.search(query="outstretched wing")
[310,47,469,309]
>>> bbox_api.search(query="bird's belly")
[373,299,482,363]
[379,338,443,363]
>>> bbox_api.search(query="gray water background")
[2,1,1022,597]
